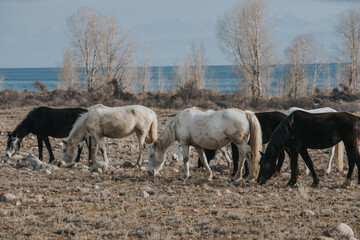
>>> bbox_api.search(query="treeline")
[56,0,360,102]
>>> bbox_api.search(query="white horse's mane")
[154,112,182,152]
[68,111,89,140]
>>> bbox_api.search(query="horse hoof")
[311,182,319,188]
[342,179,351,188]
[179,176,188,181]
[287,181,296,187]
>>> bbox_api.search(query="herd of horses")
[5,104,360,188]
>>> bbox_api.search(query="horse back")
[29,107,87,138]
[255,111,286,143]
[291,111,360,149]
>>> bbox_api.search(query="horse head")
[5,132,21,157]
[257,151,277,185]
[60,140,78,163]
[147,142,165,176]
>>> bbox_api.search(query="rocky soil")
[0,106,359,239]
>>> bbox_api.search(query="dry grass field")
[0,106,359,239]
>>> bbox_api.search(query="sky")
[0,0,359,68]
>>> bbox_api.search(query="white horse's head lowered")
[147,142,166,175]
[60,140,78,163]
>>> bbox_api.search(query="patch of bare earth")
[0,107,359,239]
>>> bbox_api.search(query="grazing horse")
[175,111,290,177]
[6,107,89,162]
[257,111,360,187]
[61,104,158,167]
[147,107,263,181]
[284,107,344,174]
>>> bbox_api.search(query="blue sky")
[0,0,359,68]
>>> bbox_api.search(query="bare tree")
[57,48,81,91]
[284,33,325,99]
[157,67,167,93]
[66,7,137,93]
[217,0,276,100]
[173,42,207,91]
[137,46,152,92]
[334,7,360,90]
[98,16,137,93]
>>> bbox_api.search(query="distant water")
[0,65,338,94]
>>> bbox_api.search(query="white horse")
[147,107,262,181]
[61,104,158,166]
[171,141,232,167]
[284,107,344,174]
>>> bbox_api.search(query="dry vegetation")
[0,91,359,239]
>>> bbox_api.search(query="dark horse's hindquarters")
[6,107,89,162]
[257,111,360,187]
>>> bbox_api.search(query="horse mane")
[265,112,294,164]
[68,110,89,141]
[154,113,179,152]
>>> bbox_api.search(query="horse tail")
[334,142,344,172]
[246,112,263,179]
[146,111,158,144]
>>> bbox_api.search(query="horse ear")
[7,131,12,137]
[259,151,265,157]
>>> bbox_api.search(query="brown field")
[0,106,359,239]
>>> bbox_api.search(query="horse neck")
[265,116,293,164]
[67,117,88,145]
[154,118,177,153]
[13,117,32,139]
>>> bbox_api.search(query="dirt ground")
[0,106,359,239]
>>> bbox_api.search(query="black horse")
[6,107,90,163]
[257,111,360,187]
[198,111,290,177]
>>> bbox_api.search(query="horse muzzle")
[257,177,267,185]
[148,169,155,176]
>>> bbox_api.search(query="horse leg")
[288,149,299,187]
[231,143,238,177]
[75,140,84,163]
[180,145,190,180]
[36,135,44,161]
[219,148,232,167]
[97,139,109,163]
[342,143,358,187]
[43,136,55,163]
[198,149,216,169]
[195,147,213,180]
[232,143,247,181]
[326,146,335,174]
[135,132,147,167]
[275,149,285,177]
[90,137,98,165]
[299,148,319,187]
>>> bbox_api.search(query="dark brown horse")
[257,111,360,187]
